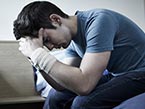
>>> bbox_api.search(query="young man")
[13,1,145,109]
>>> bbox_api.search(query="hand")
[18,29,43,57]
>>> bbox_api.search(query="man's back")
[66,9,145,75]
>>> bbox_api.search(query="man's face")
[41,25,72,50]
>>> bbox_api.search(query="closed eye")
[43,37,50,44]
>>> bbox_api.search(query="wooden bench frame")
[0,41,45,109]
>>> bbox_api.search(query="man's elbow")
[76,85,93,96]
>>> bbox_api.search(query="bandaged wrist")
[30,48,57,74]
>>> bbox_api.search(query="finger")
[18,46,22,51]
[38,28,44,40]
[19,41,24,46]
[19,41,26,51]
[38,28,44,37]
[19,37,26,42]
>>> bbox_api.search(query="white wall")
[0,0,145,40]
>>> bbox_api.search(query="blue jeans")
[113,92,145,109]
[43,71,145,109]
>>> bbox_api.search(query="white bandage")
[30,48,57,74]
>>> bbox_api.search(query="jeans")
[43,71,145,109]
[113,92,145,109]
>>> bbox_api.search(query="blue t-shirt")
[65,9,145,75]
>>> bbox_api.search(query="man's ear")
[49,14,61,26]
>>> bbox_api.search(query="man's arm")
[48,51,110,95]
[18,37,110,95]
[39,56,81,91]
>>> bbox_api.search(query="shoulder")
[76,9,119,29]
[75,9,117,19]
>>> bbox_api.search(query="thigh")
[43,88,77,109]
[114,92,145,109]
[71,71,145,109]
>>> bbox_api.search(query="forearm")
[18,38,102,94]
[49,62,87,95]
[30,48,102,95]
[48,60,102,95]
[39,70,65,91]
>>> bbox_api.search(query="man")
[13,1,145,109]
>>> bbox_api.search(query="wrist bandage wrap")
[30,48,57,74]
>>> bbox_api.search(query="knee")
[113,103,132,109]
[43,88,60,109]
[46,88,61,104]
[71,95,117,109]
[71,96,89,109]
[113,93,145,109]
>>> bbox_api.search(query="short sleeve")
[85,13,118,53]
[64,42,80,58]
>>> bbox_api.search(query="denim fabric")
[113,92,145,109]
[32,66,37,88]
[43,89,77,109]
[33,66,51,97]
[43,71,145,109]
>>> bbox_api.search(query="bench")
[0,41,45,109]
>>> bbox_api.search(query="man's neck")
[66,15,78,38]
